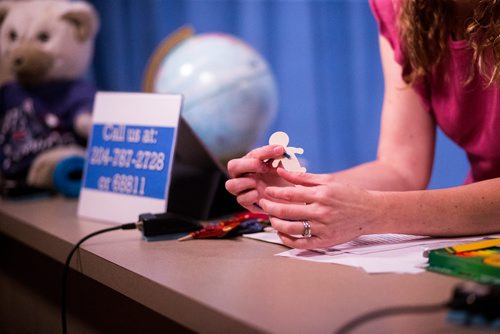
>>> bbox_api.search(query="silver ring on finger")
[302,221,312,238]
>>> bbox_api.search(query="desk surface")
[0,196,481,333]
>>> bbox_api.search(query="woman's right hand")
[225,145,292,212]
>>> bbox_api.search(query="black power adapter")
[137,212,202,240]
[447,282,500,326]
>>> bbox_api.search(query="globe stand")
[143,25,195,93]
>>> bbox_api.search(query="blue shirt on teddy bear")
[0,79,95,181]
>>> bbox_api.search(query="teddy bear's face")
[0,1,99,86]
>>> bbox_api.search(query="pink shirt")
[369,0,500,184]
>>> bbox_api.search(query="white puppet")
[268,131,306,172]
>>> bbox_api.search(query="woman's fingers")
[246,145,285,159]
[277,232,332,249]
[227,145,285,178]
[269,216,311,236]
[276,167,328,187]
[224,177,262,210]
[264,183,325,205]
[225,177,256,196]
[259,197,314,221]
[274,220,349,249]
[235,189,262,210]
[227,158,267,178]
[271,217,327,249]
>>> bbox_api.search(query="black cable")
[61,222,138,334]
[334,301,449,334]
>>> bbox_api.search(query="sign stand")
[167,116,241,220]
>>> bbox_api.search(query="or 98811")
[110,174,146,196]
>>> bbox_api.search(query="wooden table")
[0,196,485,333]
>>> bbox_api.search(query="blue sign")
[83,124,175,199]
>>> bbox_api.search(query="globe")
[149,30,278,163]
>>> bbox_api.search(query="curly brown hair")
[399,0,500,86]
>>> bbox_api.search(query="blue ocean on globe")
[153,32,278,162]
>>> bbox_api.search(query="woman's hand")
[225,145,294,212]
[258,168,386,249]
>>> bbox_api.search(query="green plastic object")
[427,240,500,285]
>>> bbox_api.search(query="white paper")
[278,247,427,274]
[244,230,500,274]
[244,229,283,245]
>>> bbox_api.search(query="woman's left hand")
[258,167,385,249]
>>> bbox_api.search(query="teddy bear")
[0,0,99,196]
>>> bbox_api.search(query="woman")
[225,0,500,249]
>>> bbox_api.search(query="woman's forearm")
[374,178,500,236]
[332,160,428,191]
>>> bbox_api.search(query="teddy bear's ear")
[0,5,9,29]
[61,4,99,43]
